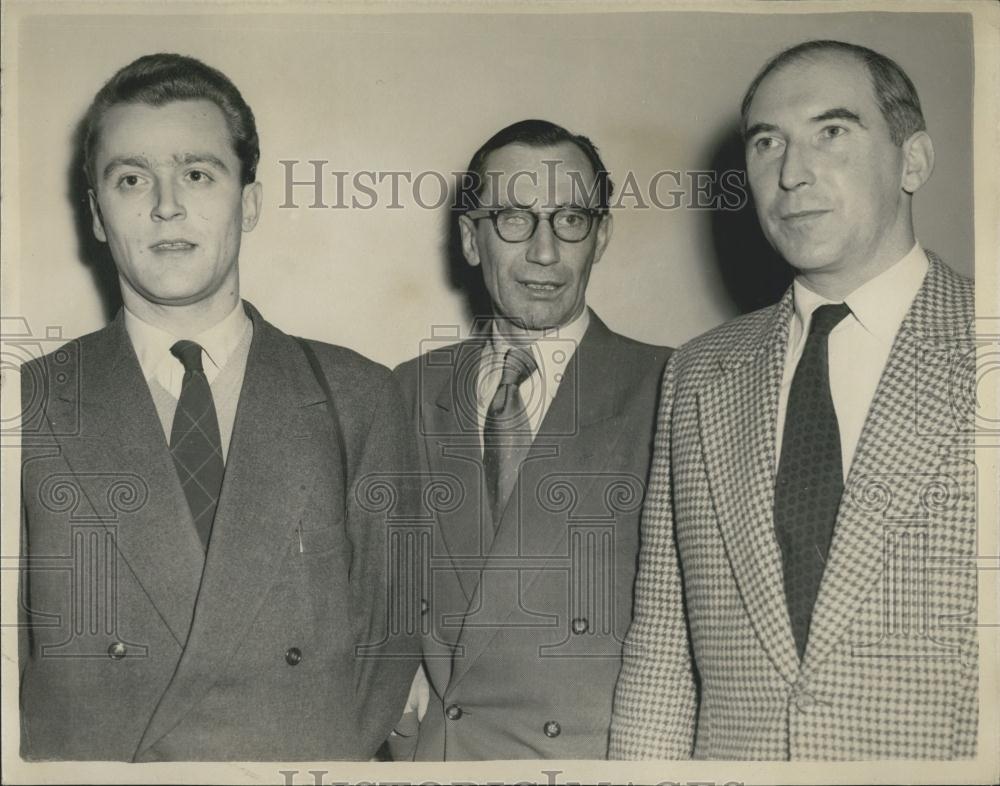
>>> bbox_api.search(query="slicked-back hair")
[458,119,614,212]
[83,53,259,187]
[740,39,926,146]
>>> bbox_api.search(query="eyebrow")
[745,107,867,141]
[745,121,779,140]
[102,155,151,180]
[101,152,231,180]
[811,107,866,127]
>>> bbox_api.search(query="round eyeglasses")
[466,207,603,243]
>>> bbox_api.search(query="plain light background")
[15,10,974,368]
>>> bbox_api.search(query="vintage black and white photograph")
[1,1,997,784]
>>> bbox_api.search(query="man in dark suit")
[392,119,671,759]
[611,40,977,759]
[18,53,417,761]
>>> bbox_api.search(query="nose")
[151,178,186,222]
[525,215,560,266]
[778,140,815,191]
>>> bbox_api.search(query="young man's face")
[89,99,261,312]
[744,53,911,281]
[459,141,612,331]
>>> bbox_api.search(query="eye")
[554,210,586,228]
[116,173,145,190]
[498,210,531,227]
[821,125,847,140]
[752,136,783,155]
[185,169,214,184]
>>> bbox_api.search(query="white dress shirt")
[775,243,929,478]
[124,302,253,459]
[476,307,591,450]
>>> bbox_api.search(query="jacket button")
[285,647,302,666]
[107,641,127,660]
[570,617,588,635]
[445,704,463,720]
[796,692,816,711]
[543,720,561,738]
[420,598,430,615]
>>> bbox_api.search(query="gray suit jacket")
[394,312,671,759]
[19,302,419,761]
[611,253,978,759]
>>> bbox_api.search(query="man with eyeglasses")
[392,119,672,760]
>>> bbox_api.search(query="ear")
[900,130,934,195]
[458,214,481,268]
[592,212,614,264]
[241,181,263,232]
[88,189,107,243]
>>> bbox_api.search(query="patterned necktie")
[773,302,851,660]
[169,340,225,550]
[483,345,537,529]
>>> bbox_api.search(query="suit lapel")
[137,304,329,755]
[803,256,971,671]
[448,316,631,691]
[698,292,801,685]
[424,338,489,603]
[53,314,205,649]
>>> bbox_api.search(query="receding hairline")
[744,48,874,120]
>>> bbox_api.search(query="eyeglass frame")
[465,205,608,244]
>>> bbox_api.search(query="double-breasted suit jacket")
[394,312,671,759]
[610,253,978,759]
[19,302,419,761]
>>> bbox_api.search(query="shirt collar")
[124,301,252,382]
[488,307,591,374]
[791,243,928,342]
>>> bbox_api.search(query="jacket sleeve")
[609,353,698,759]
[344,370,423,756]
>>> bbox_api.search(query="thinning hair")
[458,118,614,211]
[740,39,926,146]
[83,53,259,187]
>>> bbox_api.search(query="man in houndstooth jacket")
[610,40,977,760]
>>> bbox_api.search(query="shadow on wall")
[69,114,123,324]
[705,121,793,315]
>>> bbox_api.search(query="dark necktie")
[773,302,851,660]
[169,340,225,550]
[482,346,537,528]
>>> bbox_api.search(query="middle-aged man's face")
[459,141,612,331]
[89,99,261,311]
[744,53,911,278]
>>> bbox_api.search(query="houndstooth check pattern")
[610,253,978,760]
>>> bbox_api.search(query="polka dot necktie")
[169,340,225,550]
[773,302,851,660]
[482,346,537,530]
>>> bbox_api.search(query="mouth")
[150,240,197,252]
[519,280,564,294]
[780,210,830,223]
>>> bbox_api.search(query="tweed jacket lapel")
[698,289,801,685]
[48,312,206,649]
[448,315,632,691]
[136,302,330,756]
[803,254,972,672]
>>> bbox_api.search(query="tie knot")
[171,340,206,373]
[808,303,851,338]
[499,346,536,387]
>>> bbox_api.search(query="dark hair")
[458,119,614,211]
[83,53,259,187]
[740,40,925,146]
